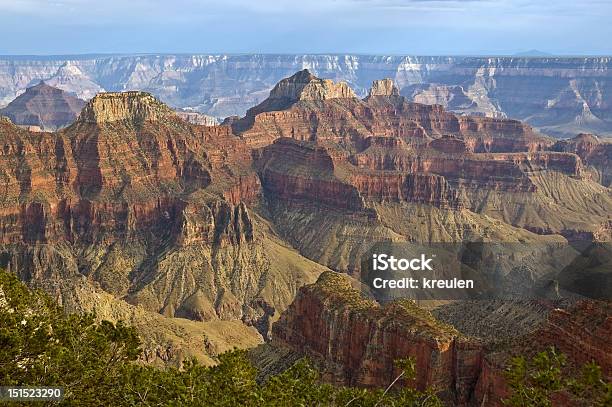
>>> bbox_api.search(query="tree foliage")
[504,347,611,407]
[7,270,608,406]
[0,270,442,406]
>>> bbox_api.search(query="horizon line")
[1,52,612,59]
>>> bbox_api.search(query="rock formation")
[0,91,324,363]
[2,54,612,137]
[0,81,85,130]
[273,273,611,406]
[368,78,400,97]
[267,69,356,102]
[240,73,609,242]
[77,91,173,124]
[272,272,483,405]
[0,71,609,399]
[553,133,612,186]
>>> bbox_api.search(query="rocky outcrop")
[368,78,400,97]
[552,134,612,186]
[268,69,356,102]
[2,54,611,136]
[275,274,612,406]
[78,91,174,124]
[0,82,84,130]
[273,272,484,405]
[232,70,368,147]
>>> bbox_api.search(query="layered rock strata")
[0,82,85,130]
[0,91,324,363]
[272,272,484,405]
[274,274,611,406]
[1,70,610,377]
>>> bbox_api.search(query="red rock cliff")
[272,272,484,405]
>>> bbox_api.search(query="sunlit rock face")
[0,70,610,383]
[368,78,400,97]
[0,90,323,365]
[1,54,612,136]
[273,273,612,406]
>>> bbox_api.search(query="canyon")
[1,54,612,137]
[271,272,611,406]
[0,69,610,404]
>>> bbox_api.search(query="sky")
[0,0,611,56]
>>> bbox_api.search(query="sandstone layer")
[273,273,611,406]
[0,71,609,397]
[0,82,85,130]
[2,54,612,137]
[0,90,325,363]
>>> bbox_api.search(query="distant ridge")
[513,49,554,57]
[0,81,85,130]
[1,54,611,136]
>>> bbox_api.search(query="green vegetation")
[0,270,441,406]
[504,347,611,407]
[6,268,608,406]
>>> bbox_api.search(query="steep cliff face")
[244,73,610,242]
[2,54,611,137]
[272,272,484,405]
[77,91,174,124]
[256,138,367,211]
[274,274,611,406]
[351,172,462,209]
[0,82,84,130]
[552,134,612,186]
[0,91,324,362]
[368,78,400,97]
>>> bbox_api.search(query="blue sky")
[0,0,610,55]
